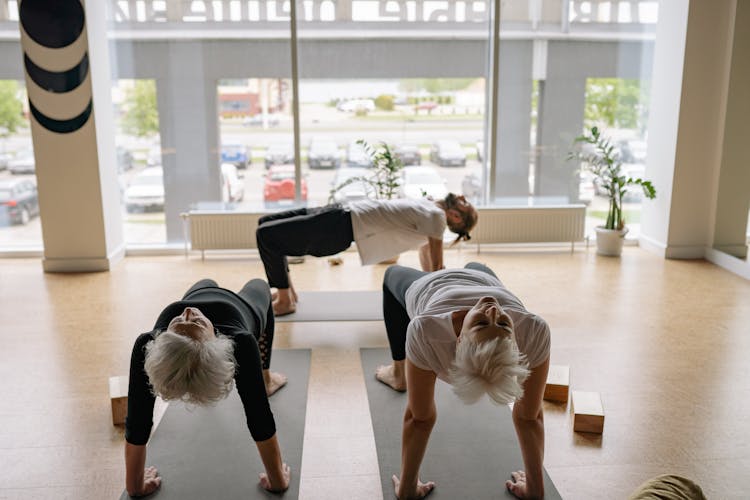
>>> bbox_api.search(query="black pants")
[183,278,275,370]
[256,205,354,289]
[382,262,499,361]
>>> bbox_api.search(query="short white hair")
[449,336,530,405]
[144,330,236,405]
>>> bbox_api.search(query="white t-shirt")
[349,198,446,265]
[404,268,550,382]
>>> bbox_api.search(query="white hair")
[449,336,530,405]
[144,330,236,405]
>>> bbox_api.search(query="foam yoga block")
[119,349,310,500]
[572,390,605,434]
[360,348,562,499]
[109,375,128,425]
[543,365,570,403]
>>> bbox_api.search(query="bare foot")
[272,288,299,303]
[273,298,296,316]
[264,371,288,396]
[376,364,406,392]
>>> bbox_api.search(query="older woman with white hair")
[124,278,289,497]
[376,262,551,499]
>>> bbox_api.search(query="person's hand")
[259,463,291,493]
[392,474,435,499]
[131,466,161,497]
[506,470,540,499]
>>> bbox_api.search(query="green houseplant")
[569,126,656,256]
[328,139,403,202]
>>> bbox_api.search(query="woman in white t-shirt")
[256,194,477,316]
[376,262,551,500]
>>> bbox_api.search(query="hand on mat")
[506,470,535,499]
[134,465,161,497]
[259,462,291,493]
[392,474,435,499]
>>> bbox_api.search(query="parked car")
[220,163,245,202]
[578,171,594,205]
[0,151,12,171]
[330,167,374,204]
[400,166,447,200]
[124,167,164,213]
[263,165,308,208]
[336,99,375,113]
[264,142,294,169]
[117,147,135,173]
[146,148,161,167]
[393,143,421,166]
[307,138,340,169]
[221,143,251,169]
[7,150,35,175]
[242,113,280,127]
[461,172,482,202]
[345,141,373,168]
[618,139,648,164]
[430,140,466,167]
[0,178,39,225]
[476,140,485,163]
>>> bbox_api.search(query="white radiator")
[471,205,587,252]
[183,211,264,258]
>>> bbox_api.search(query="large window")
[0,80,40,248]
[0,0,665,250]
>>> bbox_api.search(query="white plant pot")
[595,226,629,256]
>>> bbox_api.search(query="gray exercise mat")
[119,349,310,499]
[275,290,383,322]
[360,348,562,500]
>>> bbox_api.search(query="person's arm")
[125,443,161,497]
[394,359,437,499]
[233,334,289,491]
[506,358,549,499]
[124,334,160,497]
[418,237,443,272]
[257,434,291,492]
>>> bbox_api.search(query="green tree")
[374,94,395,111]
[584,78,649,131]
[122,80,159,137]
[0,80,25,138]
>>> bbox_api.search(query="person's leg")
[237,279,286,396]
[182,279,219,299]
[376,265,429,391]
[257,205,354,315]
[464,261,499,279]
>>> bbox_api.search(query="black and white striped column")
[19,0,123,272]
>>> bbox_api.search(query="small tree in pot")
[569,126,656,256]
[328,139,403,202]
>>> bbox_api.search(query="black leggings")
[183,278,275,370]
[382,262,499,361]
[256,205,354,289]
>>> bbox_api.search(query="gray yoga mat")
[119,349,310,499]
[360,348,562,500]
[275,290,383,322]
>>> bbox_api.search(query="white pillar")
[19,0,123,271]
[639,0,736,259]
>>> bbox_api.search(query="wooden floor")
[1,246,749,499]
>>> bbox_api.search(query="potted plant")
[569,126,656,256]
[328,139,403,202]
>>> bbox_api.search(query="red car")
[263,165,308,208]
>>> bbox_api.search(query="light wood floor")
[1,246,749,499]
